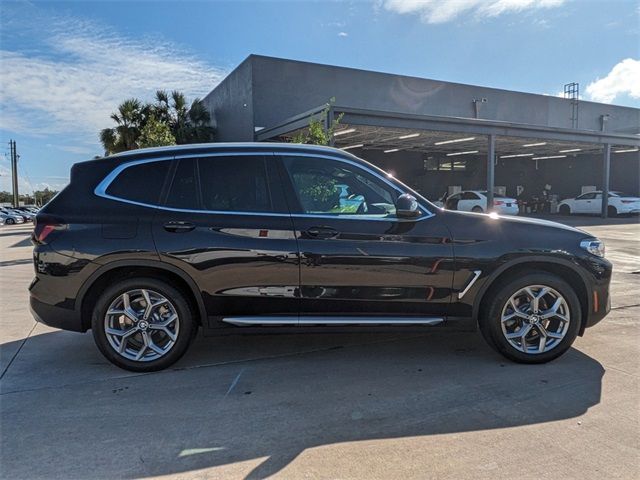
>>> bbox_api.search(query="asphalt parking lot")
[1,215,638,480]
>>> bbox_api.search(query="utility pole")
[9,140,19,208]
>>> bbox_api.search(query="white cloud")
[379,0,566,23]
[338,31,349,37]
[0,162,68,194]
[585,58,640,104]
[0,13,227,143]
[46,144,97,155]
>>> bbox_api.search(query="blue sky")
[1,0,639,193]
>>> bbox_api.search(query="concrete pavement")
[1,216,638,479]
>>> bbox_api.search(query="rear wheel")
[559,204,570,215]
[607,205,618,217]
[91,277,196,372]
[472,206,483,213]
[5,218,15,225]
[479,273,581,363]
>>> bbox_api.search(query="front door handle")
[163,221,195,233]
[305,226,339,239]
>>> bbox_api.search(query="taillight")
[33,214,65,244]
[494,200,505,206]
[621,200,636,204]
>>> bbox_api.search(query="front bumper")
[578,254,613,334]
[582,282,611,331]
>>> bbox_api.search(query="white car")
[558,191,640,216]
[443,190,519,215]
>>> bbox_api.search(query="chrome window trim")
[94,149,435,222]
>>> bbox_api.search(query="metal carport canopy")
[255,105,640,148]
[255,105,639,218]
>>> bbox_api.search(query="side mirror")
[396,193,421,218]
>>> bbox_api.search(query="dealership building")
[202,55,640,216]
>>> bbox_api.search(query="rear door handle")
[163,221,195,233]
[305,226,339,239]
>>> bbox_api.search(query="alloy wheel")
[104,289,180,362]
[500,285,570,354]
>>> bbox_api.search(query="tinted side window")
[106,161,170,204]
[461,192,478,200]
[165,158,198,209]
[579,193,596,200]
[282,156,399,217]
[198,156,274,212]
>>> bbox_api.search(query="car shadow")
[0,330,604,479]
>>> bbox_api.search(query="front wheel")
[91,277,196,372]
[559,204,570,215]
[479,273,581,364]
[5,218,15,225]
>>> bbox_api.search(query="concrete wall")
[201,58,254,141]
[245,55,640,137]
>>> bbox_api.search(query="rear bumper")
[495,205,519,215]
[30,295,84,332]
[618,207,640,214]
[29,244,96,333]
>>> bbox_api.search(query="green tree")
[32,188,58,206]
[137,115,176,149]
[99,98,145,155]
[291,98,344,146]
[0,191,12,204]
[156,90,215,144]
[99,91,215,156]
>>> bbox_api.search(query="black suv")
[30,143,611,371]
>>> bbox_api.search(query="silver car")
[0,211,25,225]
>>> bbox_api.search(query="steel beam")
[487,134,495,212]
[601,144,611,218]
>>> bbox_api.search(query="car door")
[444,193,461,210]
[587,193,603,214]
[278,153,455,322]
[459,192,481,212]
[573,192,596,213]
[152,153,300,328]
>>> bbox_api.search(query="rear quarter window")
[105,161,171,205]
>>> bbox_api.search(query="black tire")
[559,204,570,215]
[91,277,196,372]
[472,206,483,213]
[6,218,15,225]
[479,272,581,364]
[607,205,617,217]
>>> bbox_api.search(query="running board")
[222,316,444,327]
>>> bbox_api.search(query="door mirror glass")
[396,194,420,218]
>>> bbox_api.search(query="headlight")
[580,238,605,258]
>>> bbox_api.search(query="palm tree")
[99,92,216,155]
[186,99,215,143]
[99,99,145,155]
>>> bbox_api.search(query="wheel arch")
[77,260,206,331]
[559,202,572,213]
[473,257,591,335]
